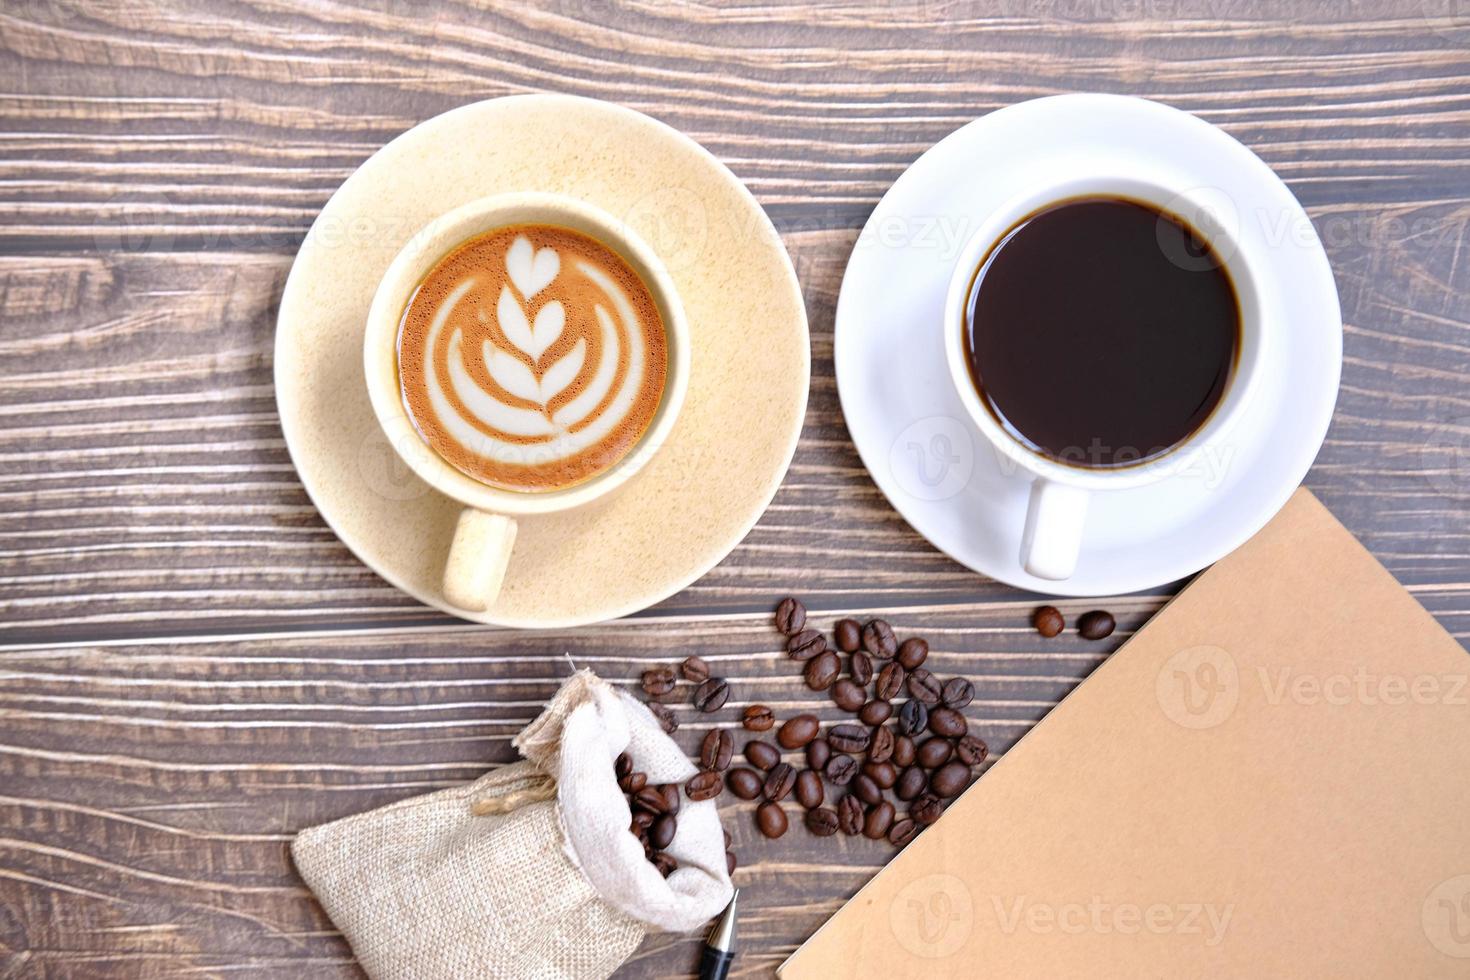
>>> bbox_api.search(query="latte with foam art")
[396,224,668,492]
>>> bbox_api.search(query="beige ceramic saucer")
[274,95,809,627]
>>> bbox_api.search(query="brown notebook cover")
[780,490,1470,978]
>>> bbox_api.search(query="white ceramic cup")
[943,174,1268,581]
[363,191,691,611]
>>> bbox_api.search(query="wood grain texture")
[0,0,1467,976]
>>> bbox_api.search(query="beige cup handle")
[442,510,518,611]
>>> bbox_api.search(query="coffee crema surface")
[397,224,668,492]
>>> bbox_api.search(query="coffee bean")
[862,619,897,659]
[803,650,840,691]
[699,729,733,771]
[897,637,929,670]
[892,734,917,768]
[763,762,797,802]
[633,786,668,814]
[615,752,633,779]
[941,677,974,709]
[834,618,862,653]
[646,701,677,733]
[837,795,864,835]
[631,809,655,831]
[863,800,895,839]
[806,737,831,771]
[849,651,874,686]
[897,699,929,736]
[805,806,839,837]
[907,668,941,704]
[955,734,989,767]
[680,656,710,684]
[726,767,763,800]
[888,818,919,848]
[876,662,906,701]
[785,628,826,661]
[1033,605,1064,638]
[825,754,857,786]
[742,704,775,731]
[928,707,967,738]
[1078,609,1116,640]
[723,829,732,849]
[619,771,648,794]
[650,813,677,849]
[858,699,892,726]
[911,794,943,825]
[831,678,866,712]
[653,850,679,877]
[828,724,870,754]
[685,770,722,801]
[775,597,807,635]
[852,774,881,806]
[930,761,972,798]
[755,801,788,839]
[795,769,825,809]
[863,760,897,789]
[917,737,953,769]
[777,713,820,749]
[896,765,927,801]
[744,740,780,770]
[693,677,729,712]
[641,666,676,698]
[868,725,895,764]
[659,783,681,814]
[725,850,737,875]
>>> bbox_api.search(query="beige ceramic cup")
[363,192,691,612]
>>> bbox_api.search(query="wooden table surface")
[3,1,1469,976]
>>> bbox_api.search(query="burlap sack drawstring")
[469,774,557,816]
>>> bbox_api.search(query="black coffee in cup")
[961,196,1240,467]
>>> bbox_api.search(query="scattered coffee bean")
[849,651,874,686]
[805,806,839,837]
[828,724,870,754]
[917,737,953,769]
[686,770,722,801]
[1033,605,1064,638]
[742,704,775,731]
[641,666,676,698]
[726,767,763,800]
[615,752,633,779]
[863,800,895,839]
[725,850,737,875]
[837,795,864,835]
[825,754,858,785]
[831,678,866,712]
[680,655,711,683]
[911,794,943,825]
[896,765,927,801]
[1078,609,1116,640]
[928,707,967,738]
[699,729,733,771]
[633,786,669,814]
[777,713,820,749]
[858,699,892,726]
[650,813,677,849]
[888,818,919,848]
[868,725,895,764]
[806,737,831,771]
[755,801,788,839]
[646,701,677,733]
[786,628,826,661]
[954,734,989,767]
[653,851,679,877]
[862,619,897,659]
[897,637,929,670]
[744,740,780,770]
[852,774,882,806]
[834,618,862,653]
[876,662,906,700]
[892,734,917,768]
[693,677,729,712]
[863,760,897,790]
[897,699,929,737]
[907,668,941,705]
[775,597,807,635]
[930,761,972,798]
[804,650,840,691]
[941,677,974,709]
[619,771,648,794]
[795,769,824,809]
[659,783,681,814]
[764,762,797,802]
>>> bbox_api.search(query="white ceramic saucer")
[835,94,1341,597]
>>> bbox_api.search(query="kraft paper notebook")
[780,490,1470,978]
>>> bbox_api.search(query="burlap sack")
[292,669,733,979]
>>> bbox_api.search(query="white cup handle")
[442,509,518,611]
[1020,478,1089,580]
